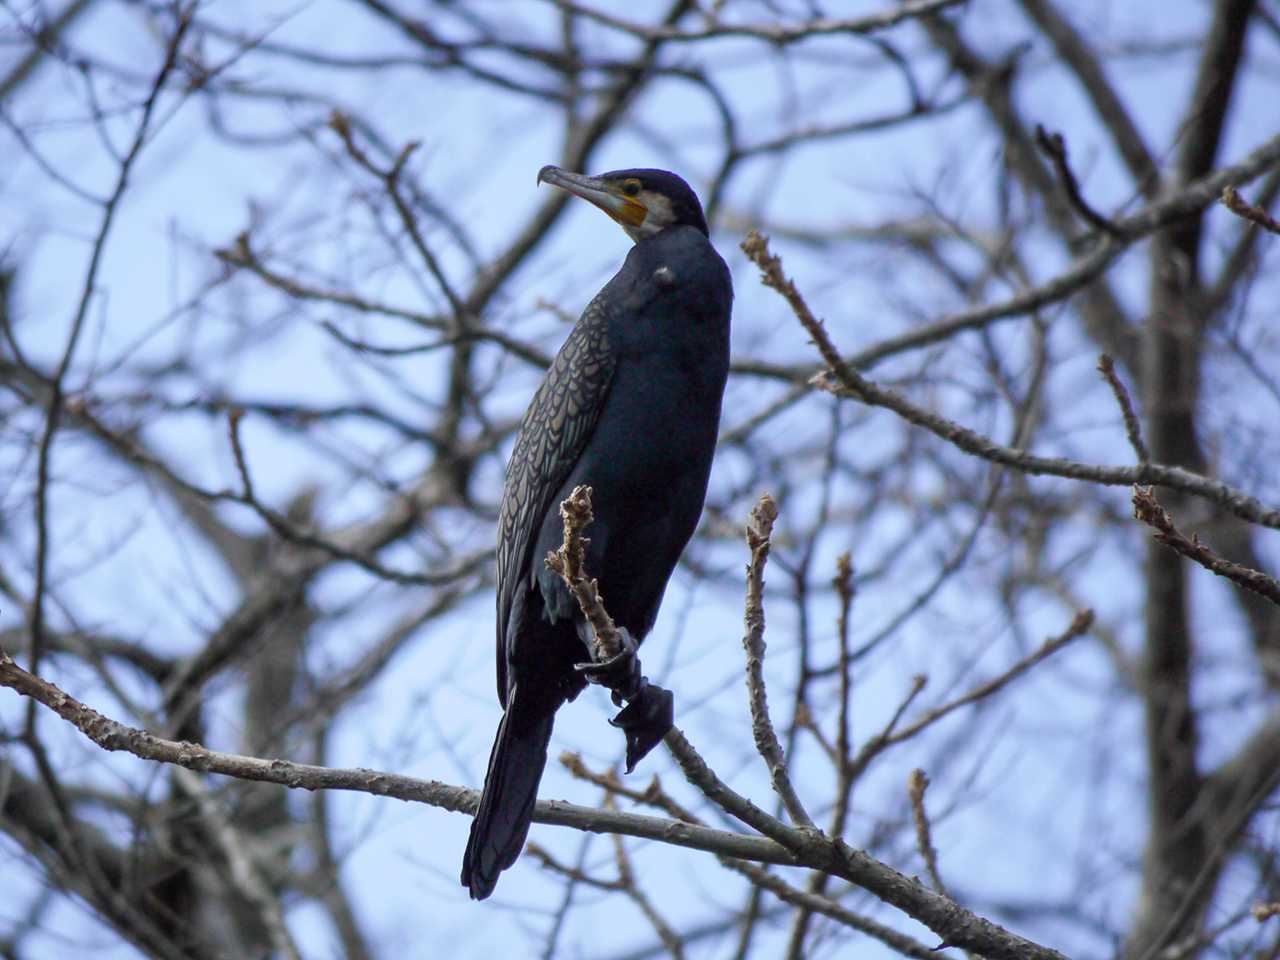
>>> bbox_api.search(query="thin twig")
[563,749,936,957]
[215,234,550,368]
[1097,354,1149,463]
[525,843,620,890]
[29,6,194,683]
[560,751,698,823]
[1221,185,1280,234]
[832,552,855,815]
[1252,903,1280,922]
[1133,488,1280,606]
[745,131,1280,379]
[785,553,857,957]
[227,407,255,500]
[812,363,1280,530]
[721,859,941,960]
[883,611,1093,748]
[223,409,471,586]
[740,233,845,374]
[328,111,469,319]
[664,726,807,846]
[741,494,815,830]
[844,675,928,784]
[552,0,967,45]
[748,221,1242,538]
[539,833,594,960]
[908,769,948,896]
[1034,125,1123,236]
[1015,0,1159,196]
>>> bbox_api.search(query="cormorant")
[461,166,732,900]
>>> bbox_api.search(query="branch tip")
[1221,185,1280,233]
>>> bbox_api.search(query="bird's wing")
[494,294,615,704]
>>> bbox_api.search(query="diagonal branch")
[0,646,796,867]
[1133,488,1280,606]
[1034,125,1123,236]
[742,229,1280,530]
[1,629,1071,959]
[1221,185,1280,234]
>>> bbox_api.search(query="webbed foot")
[573,627,674,771]
[609,680,674,773]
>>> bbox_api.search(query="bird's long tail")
[461,690,555,900]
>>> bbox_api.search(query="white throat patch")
[624,191,677,241]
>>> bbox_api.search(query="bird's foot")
[609,680,673,773]
[574,628,674,772]
[574,628,643,699]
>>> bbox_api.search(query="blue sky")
[3,1,1278,957]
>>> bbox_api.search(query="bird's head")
[537,166,709,242]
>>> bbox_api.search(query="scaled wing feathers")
[494,295,615,701]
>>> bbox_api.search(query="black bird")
[461,167,733,900]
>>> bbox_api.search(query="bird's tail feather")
[461,691,554,900]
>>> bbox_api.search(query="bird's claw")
[573,628,672,771]
[609,681,674,773]
[573,629,643,700]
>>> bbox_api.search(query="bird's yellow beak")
[537,165,647,228]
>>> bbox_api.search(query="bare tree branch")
[1132,488,1280,606]
[549,0,969,45]
[1221,185,1280,234]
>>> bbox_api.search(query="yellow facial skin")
[611,178,648,228]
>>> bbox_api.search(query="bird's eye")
[622,179,641,197]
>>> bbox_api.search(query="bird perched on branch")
[461,166,733,900]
